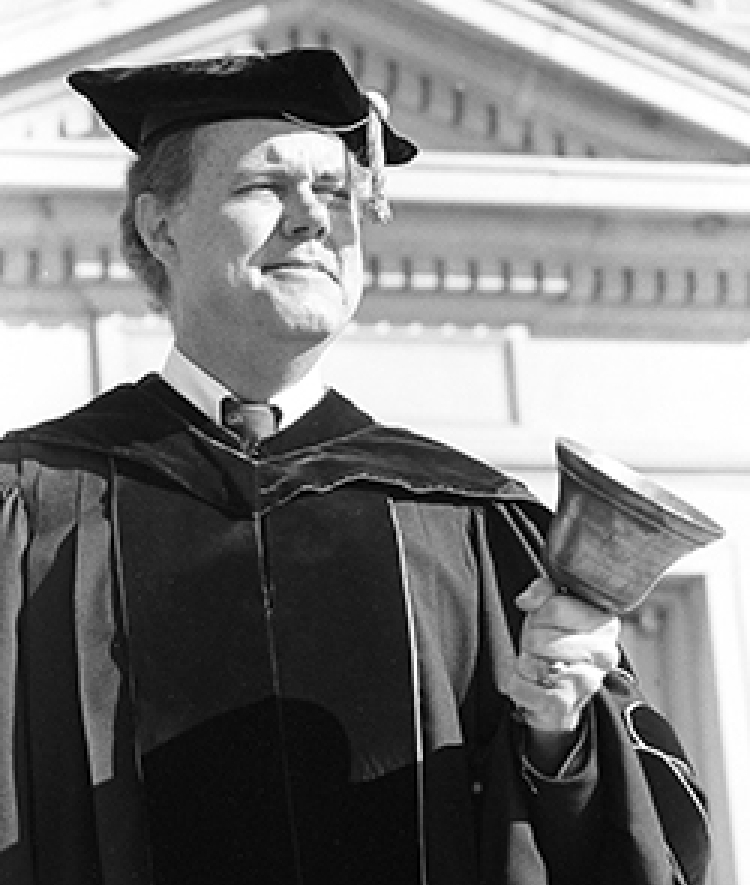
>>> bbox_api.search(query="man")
[0,48,709,885]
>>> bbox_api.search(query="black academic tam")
[67,47,418,164]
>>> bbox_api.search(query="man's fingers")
[507,659,606,732]
[524,592,619,631]
[515,577,558,612]
[520,655,608,692]
[522,627,621,670]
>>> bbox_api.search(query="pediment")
[2,0,750,162]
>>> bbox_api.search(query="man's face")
[165,118,365,359]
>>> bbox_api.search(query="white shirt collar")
[161,346,326,431]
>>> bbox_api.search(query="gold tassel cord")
[365,91,391,224]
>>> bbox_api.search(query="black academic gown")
[0,376,709,885]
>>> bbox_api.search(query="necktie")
[221,397,281,450]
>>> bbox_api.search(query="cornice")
[0,0,279,113]
[407,0,750,146]
[389,152,750,214]
[4,0,750,150]
[537,0,750,91]
[0,0,220,78]
[3,141,749,215]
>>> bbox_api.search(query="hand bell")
[545,438,725,615]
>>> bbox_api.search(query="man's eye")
[233,182,282,197]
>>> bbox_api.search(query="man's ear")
[134,193,179,269]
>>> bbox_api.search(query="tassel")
[365,90,391,223]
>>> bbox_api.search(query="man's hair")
[120,129,198,309]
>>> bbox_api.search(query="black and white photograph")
[1,2,748,883]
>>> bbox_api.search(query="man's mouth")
[261,260,339,283]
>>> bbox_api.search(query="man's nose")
[281,187,330,240]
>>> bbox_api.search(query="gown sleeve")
[473,498,710,885]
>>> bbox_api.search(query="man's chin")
[261,281,354,341]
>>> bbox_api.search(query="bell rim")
[555,437,725,546]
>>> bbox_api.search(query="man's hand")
[506,576,621,736]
